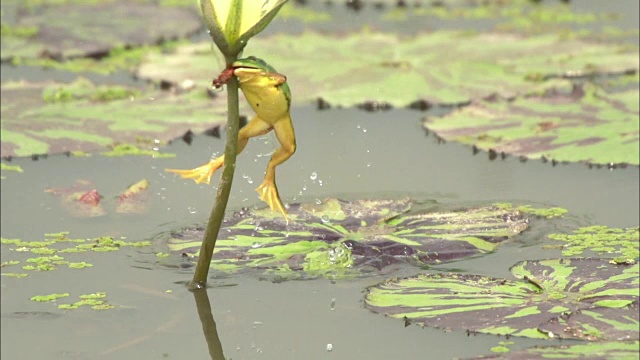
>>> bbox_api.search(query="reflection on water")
[193,290,226,360]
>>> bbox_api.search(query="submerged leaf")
[116,179,151,214]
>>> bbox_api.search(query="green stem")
[189,54,240,290]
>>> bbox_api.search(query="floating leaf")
[547,226,639,260]
[166,199,528,279]
[1,79,229,158]
[494,203,568,219]
[137,30,638,108]
[1,273,28,278]
[365,258,639,339]
[30,293,70,302]
[1,1,201,61]
[539,300,639,341]
[2,232,151,275]
[0,163,23,172]
[57,292,114,310]
[424,81,640,165]
[472,340,640,360]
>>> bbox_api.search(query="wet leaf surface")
[424,80,640,165]
[471,340,640,360]
[0,79,229,157]
[365,258,639,339]
[0,0,201,61]
[165,198,528,279]
[547,225,639,261]
[137,30,638,108]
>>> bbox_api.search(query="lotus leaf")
[137,30,638,108]
[0,79,229,158]
[166,199,528,279]
[547,225,639,260]
[472,340,640,360]
[1,0,201,61]
[365,258,639,339]
[424,80,640,165]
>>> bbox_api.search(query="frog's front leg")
[165,117,272,184]
[255,116,296,221]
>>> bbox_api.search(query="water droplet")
[187,207,197,214]
[330,298,336,310]
[321,215,330,224]
[310,172,318,180]
[251,242,261,248]
[362,128,367,133]
[302,185,307,191]
[326,344,333,352]
[315,199,322,205]
[366,163,371,168]
[356,125,361,129]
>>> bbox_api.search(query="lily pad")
[539,300,639,341]
[166,199,528,279]
[472,340,640,360]
[1,0,201,61]
[547,225,639,261]
[364,258,639,339]
[423,80,640,165]
[0,79,229,158]
[137,30,638,108]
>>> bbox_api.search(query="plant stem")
[189,54,240,290]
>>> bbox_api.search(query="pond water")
[2,1,639,359]
[1,105,638,359]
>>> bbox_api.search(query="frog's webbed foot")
[165,158,224,185]
[256,180,289,223]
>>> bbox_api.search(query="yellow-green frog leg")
[165,117,272,184]
[255,115,296,222]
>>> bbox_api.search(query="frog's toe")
[166,160,221,184]
[256,181,289,222]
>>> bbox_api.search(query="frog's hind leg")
[256,116,296,221]
[166,117,272,184]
